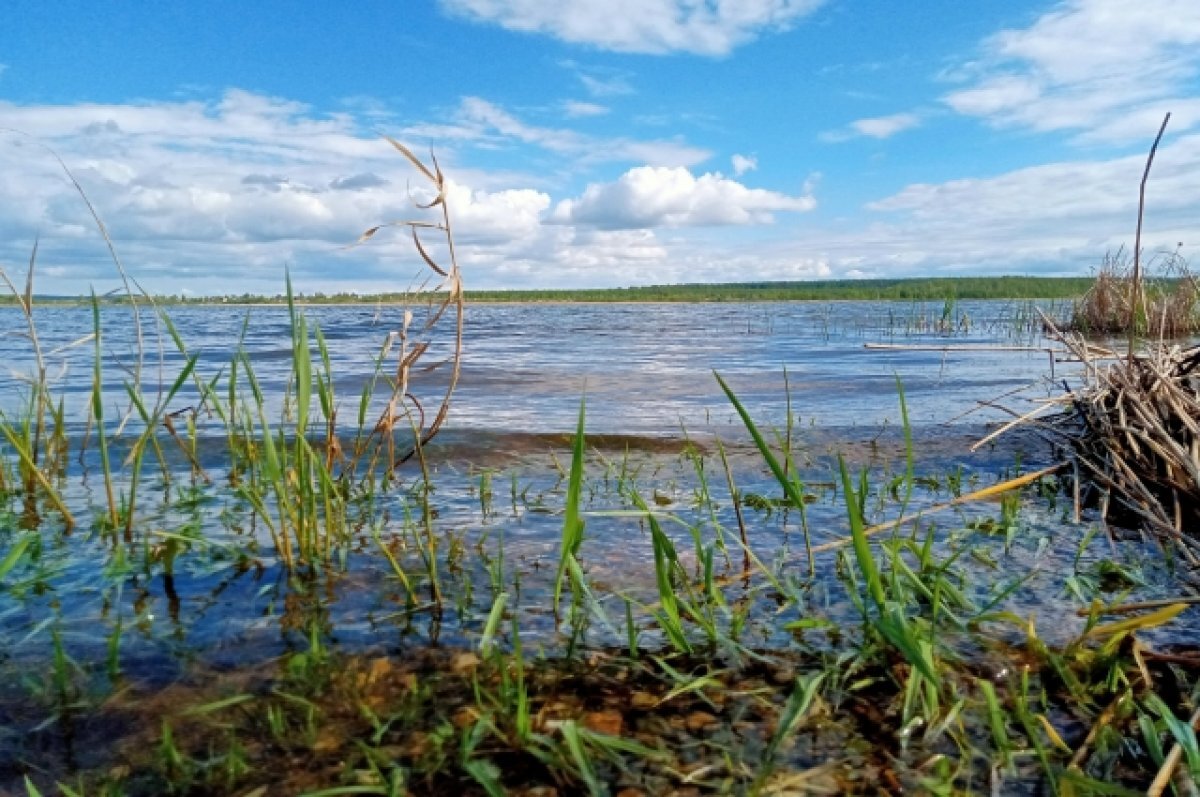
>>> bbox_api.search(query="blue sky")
[1,0,1198,294]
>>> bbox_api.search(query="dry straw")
[355,138,465,467]
[994,113,1200,571]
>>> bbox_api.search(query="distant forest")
[3,276,1110,305]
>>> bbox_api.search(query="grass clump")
[1043,329,1200,553]
[1067,248,1200,338]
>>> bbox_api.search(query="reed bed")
[1067,248,1200,338]
[1046,326,1200,563]
[1034,113,1200,565]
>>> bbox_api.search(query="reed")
[0,257,74,528]
[1067,247,1199,337]
[1033,314,1200,556]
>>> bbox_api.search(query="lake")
[1,298,1194,793]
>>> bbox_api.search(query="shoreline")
[0,276,1101,307]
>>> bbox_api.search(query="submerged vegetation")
[2,140,1199,796]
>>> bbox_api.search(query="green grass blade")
[838,454,886,611]
[480,592,509,656]
[560,720,603,795]
[714,371,814,574]
[0,534,34,582]
[895,375,914,519]
[553,395,587,616]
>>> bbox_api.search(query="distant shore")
[0,275,1108,306]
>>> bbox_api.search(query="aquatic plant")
[1068,247,1199,338]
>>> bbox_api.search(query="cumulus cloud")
[0,90,556,293]
[6,78,1194,295]
[943,0,1200,143]
[442,180,551,244]
[552,166,816,229]
[439,0,825,56]
[0,89,718,293]
[731,154,757,175]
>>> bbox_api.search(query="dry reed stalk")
[355,139,465,468]
[1130,112,1172,355]
[1014,321,1200,567]
[1010,111,1200,564]
[1067,248,1200,338]
[808,462,1067,555]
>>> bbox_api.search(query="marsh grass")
[8,370,1199,795]
[1068,248,1200,338]
[0,141,463,574]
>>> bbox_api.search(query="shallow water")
[1,299,1197,787]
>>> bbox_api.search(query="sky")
[1,0,1199,295]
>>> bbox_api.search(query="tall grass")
[1068,247,1199,337]
[0,140,464,576]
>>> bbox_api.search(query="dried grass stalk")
[1043,324,1200,559]
[355,142,464,468]
[1066,248,1200,338]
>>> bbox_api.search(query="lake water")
[2,298,1066,442]
[1,298,1194,746]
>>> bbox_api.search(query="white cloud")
[0,90,772,293]
[406,96,711,168]
[821,112,921,142]
[552,165,816,229]
[329,173,390,191]
[580,74,633,97]
[563,100,609,118]
[851,113,921,139]
[0,91,562,293]
[557,61,637,97]
[731,153,757,175]
[775,132,1200,278]
[7,83,1195,295]
[943,0,1200,143]
[443,180,551,244]
[439,0,825,56]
